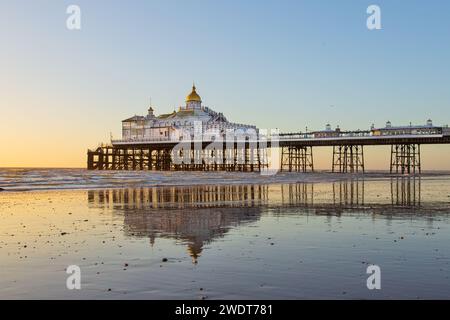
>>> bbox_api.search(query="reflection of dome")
[186,85,202,102]
[187,242,202,264]
[87,186,264,264]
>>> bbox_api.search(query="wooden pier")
[87,141,269,172]
[88,131,450,173]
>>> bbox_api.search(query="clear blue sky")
[1,0,450,167]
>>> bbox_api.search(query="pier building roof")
[185,85,202,102]
[122,115,146,122]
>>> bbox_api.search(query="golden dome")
[186,85,202,103]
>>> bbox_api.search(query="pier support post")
[87,150,95,170]
[281,146,314,172]
[332,145,364,173]
[390,144,421,174]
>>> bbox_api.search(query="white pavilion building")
[118,85,257,142]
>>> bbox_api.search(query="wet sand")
[1,174,450,299]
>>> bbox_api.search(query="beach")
[1,169,450,299]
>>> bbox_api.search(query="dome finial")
[186,83,202,103]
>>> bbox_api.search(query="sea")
[0,168,449,299]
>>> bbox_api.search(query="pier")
[87,85,450,174]
[88,130,450,174]
[87,141,268,172]
[278,132,450,174]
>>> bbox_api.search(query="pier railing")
[112,131,445,145]
[278,131,443,140]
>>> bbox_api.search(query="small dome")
[186,85,202,103]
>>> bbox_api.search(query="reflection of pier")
[88,186,266,263]
[332,179,365,207]
[278,178,421,215]
[391,176,421,207]
[280,180,365,209]
[87,178,425,261]
[281,183,314,207]
[88,185,269,209]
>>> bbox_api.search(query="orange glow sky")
[1,1,450,169]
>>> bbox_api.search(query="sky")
[1,0,450,169]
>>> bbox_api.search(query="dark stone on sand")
[162,258,168,262]
[61,232,68,236]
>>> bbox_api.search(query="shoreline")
[0,170,446,193]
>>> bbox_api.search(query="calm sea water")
[1,168,449,191]
[0,169,450,299]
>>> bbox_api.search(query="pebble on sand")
[162,258,168,262]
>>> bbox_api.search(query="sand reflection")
[86,177,433,263]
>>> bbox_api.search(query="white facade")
[119,85,257,142]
